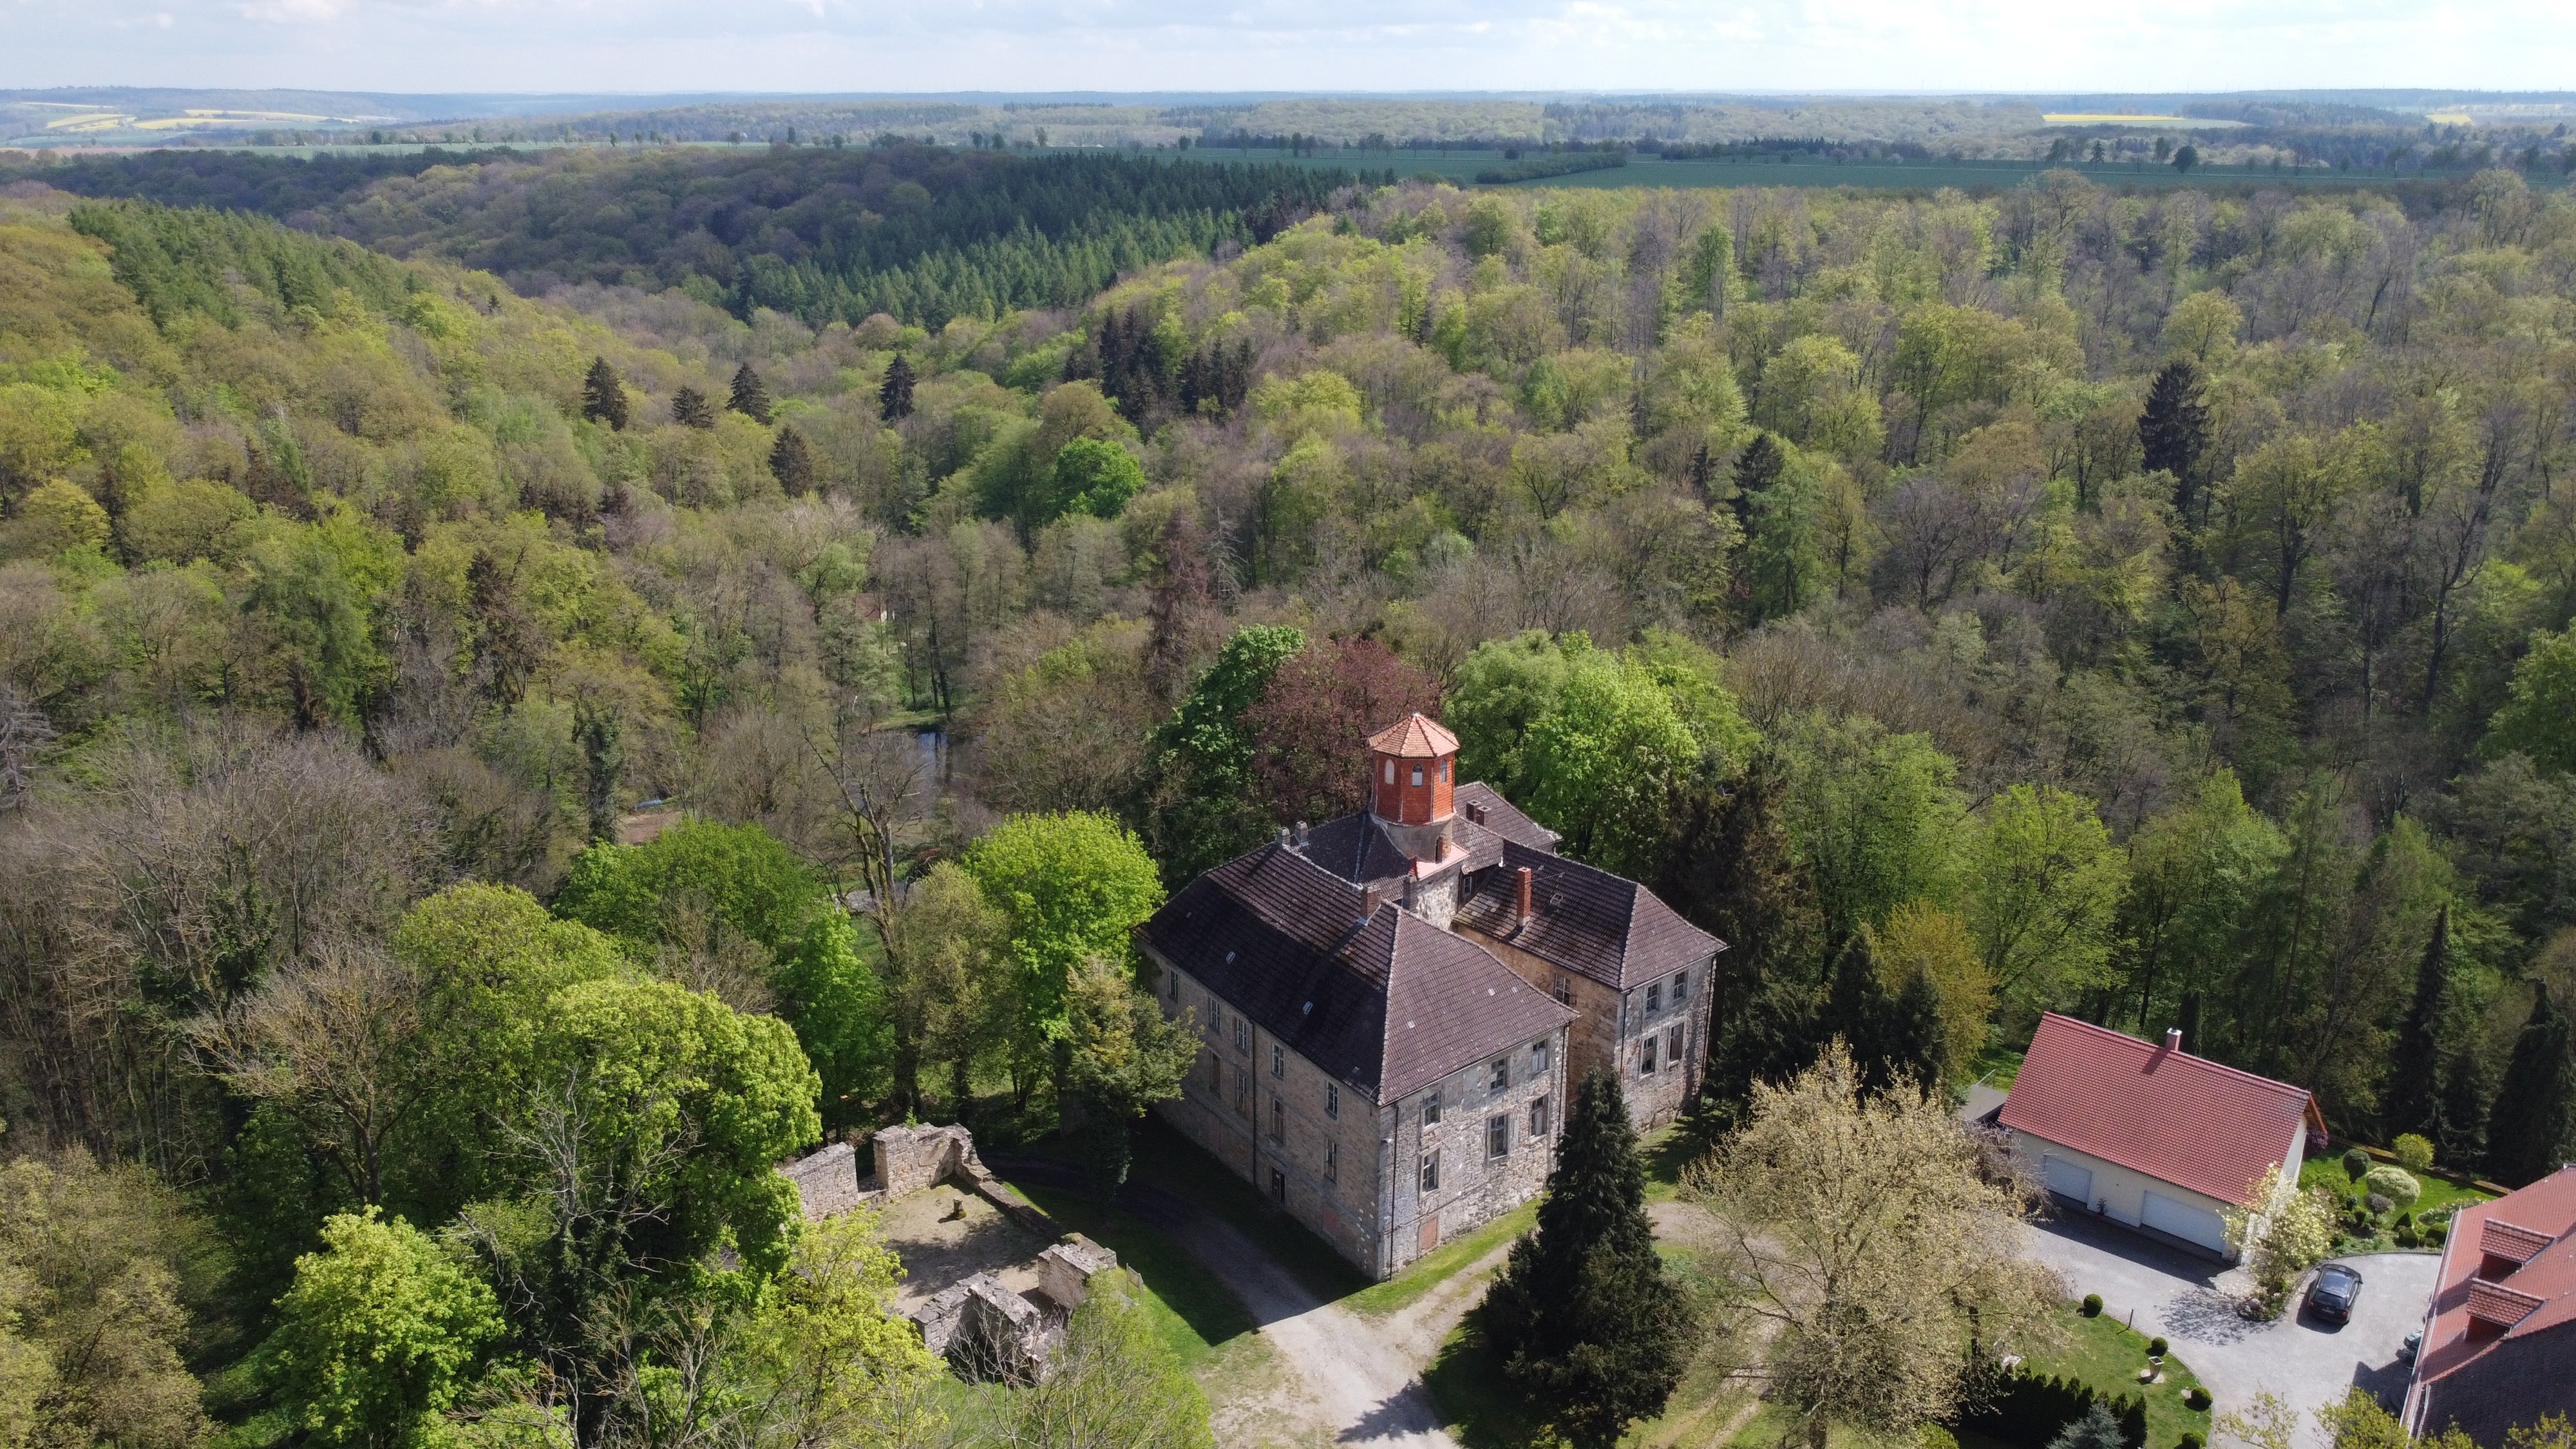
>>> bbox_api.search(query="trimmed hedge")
[1954,1366,2148,1449]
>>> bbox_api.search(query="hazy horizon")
[3,0,2570,97]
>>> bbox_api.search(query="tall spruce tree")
[2489,987,2576,1186]
[879,355,916,421]
[1484,1068,1689,1448]
[1823,932,1946,1096]
[1730,432,1786,536]
[2384,905,2451,1146]
[2138,360,2210,522]
[768,424,816,496]
[728,363,773,423]
[581,357,629,430]
[672,386,715,430]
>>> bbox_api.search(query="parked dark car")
[2306,1264,2364,1323]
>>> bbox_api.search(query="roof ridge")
[2033,1012,2312,1104]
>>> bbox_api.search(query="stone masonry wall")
[1385,1030,1565,1272]
[873,1124,973,1198]
[1468,933,1712,1130]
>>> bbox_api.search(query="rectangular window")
[1640,1034,1658,1076]
[1419,1150,1439,1193]
[1422,1088,1442,1126]
[1673,970,1690,1002]
[1271,1043,1285,1079]
[1486,1113,1511,1159]
[1207,1050,1222,1090]
[1646,981,1662,1014]
[1271,1097,1285,1144]
[1270,1169,1286,1204]
[1666,1025,1684,1071]
[1235,1066,1251,1115]
[1531,1039,1550,1075]
[1234,1018,1251,1054]
[1167,969,1179,1000]
[1410,765,1425,787]
[1530,1094,1551,1138]
[1325,1083,1339,1119]
[1489,1057,1509,1093]
[1553,975,1572,1007]
[1325,1140,1338,1182]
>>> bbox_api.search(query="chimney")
[1293,820,1309,848]
[1276,826,1291,848]
[2164,1027,2183,1052]
[1515,866,1533,929]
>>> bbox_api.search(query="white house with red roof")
[2404,1166,2576,1443]
[1996,1012,2325,1259]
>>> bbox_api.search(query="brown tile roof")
[1997,1013,2322,1206]
[1138,842,1570,1106]
[2485,1218,2555,1265]
[2468,1279,2547,1328]
[1454,782,1559,851]
[1451,840,1723,991]
[1366,713,1459,758]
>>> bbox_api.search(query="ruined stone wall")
[779,1141,867,1220]
[872,1124,972,1198]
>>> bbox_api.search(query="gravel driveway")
[2022,1209,2434,1446]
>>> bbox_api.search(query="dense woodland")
[5,147,2576,1447]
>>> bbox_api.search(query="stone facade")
[778,1141,867,1219]
[1154,959,1566,1279]
[872,1123,976,1198]
[1466,933,1712,1130]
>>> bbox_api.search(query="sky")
[3,0,2571,96]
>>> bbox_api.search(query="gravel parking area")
[2022,1209,2434,1446]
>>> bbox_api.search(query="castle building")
[1137,713,1724,1278]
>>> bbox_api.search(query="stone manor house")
[1137,712,1725,1279]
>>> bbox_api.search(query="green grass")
[2015,1305,2214,1449]
[1422,1320,1548,1449]
[1971,1042,2028,1089]
[1007,1177,1256,1372]
[2299,1151,2494,1245]
[1345,1201,1535,1318]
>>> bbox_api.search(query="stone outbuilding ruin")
[779,1124,1117,1382]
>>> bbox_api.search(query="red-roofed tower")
[1367,712,1459,827]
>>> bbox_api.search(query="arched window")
[1383,759,1396,784]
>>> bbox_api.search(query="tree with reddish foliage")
[1242,638,1441,828]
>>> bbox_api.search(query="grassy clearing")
[2016,1305,2214,1449]
[1007,1177,1255,1372]
[1970,1041,2029,1090]
[2300,1151,2494,1225]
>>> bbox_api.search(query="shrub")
[2363,1165,2421,1211]
[2392,1133,2436,1172]
[2342,1147,2371,1181]
[2147,1336,2168,1358]
[2365,1193,2394,1218]
[2081,1293,2103,1316]
[2182,1387,2211,1412]
[2181,1434,2206,1449]
[1956,1366,2146,1449]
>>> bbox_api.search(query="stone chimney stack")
[1515,866,1534,929]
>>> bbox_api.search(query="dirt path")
[1159,1209,1463,1449]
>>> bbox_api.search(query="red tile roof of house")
[1996,1013,2322,1206]
[1366,713,1459,758]
[2409,1168,2576,1443]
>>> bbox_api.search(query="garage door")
[2043,1155,2094,1205]
[2142,1189,2230,1254]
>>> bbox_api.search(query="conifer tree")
[581,357,629,430]
[672,386,715,430]
[2489,987,2575,1186]
[1729,432,1785,536]
[2385,905,2450,1146]
[1823,932,1946,1096]
[879,355,916,421]
[728,363,773,423]
[1484,1068,1689,1448]
[768,424,816,497]
[2138,360,2210,521]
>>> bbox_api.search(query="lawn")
[2013,1305,2214,1449]
[1971,1041,2029,1090]
[2300,1150,2494,1247]
[1007,1177,1256,1372]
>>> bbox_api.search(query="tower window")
[1411,766,1425,786]
[1384,759,1396,784]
